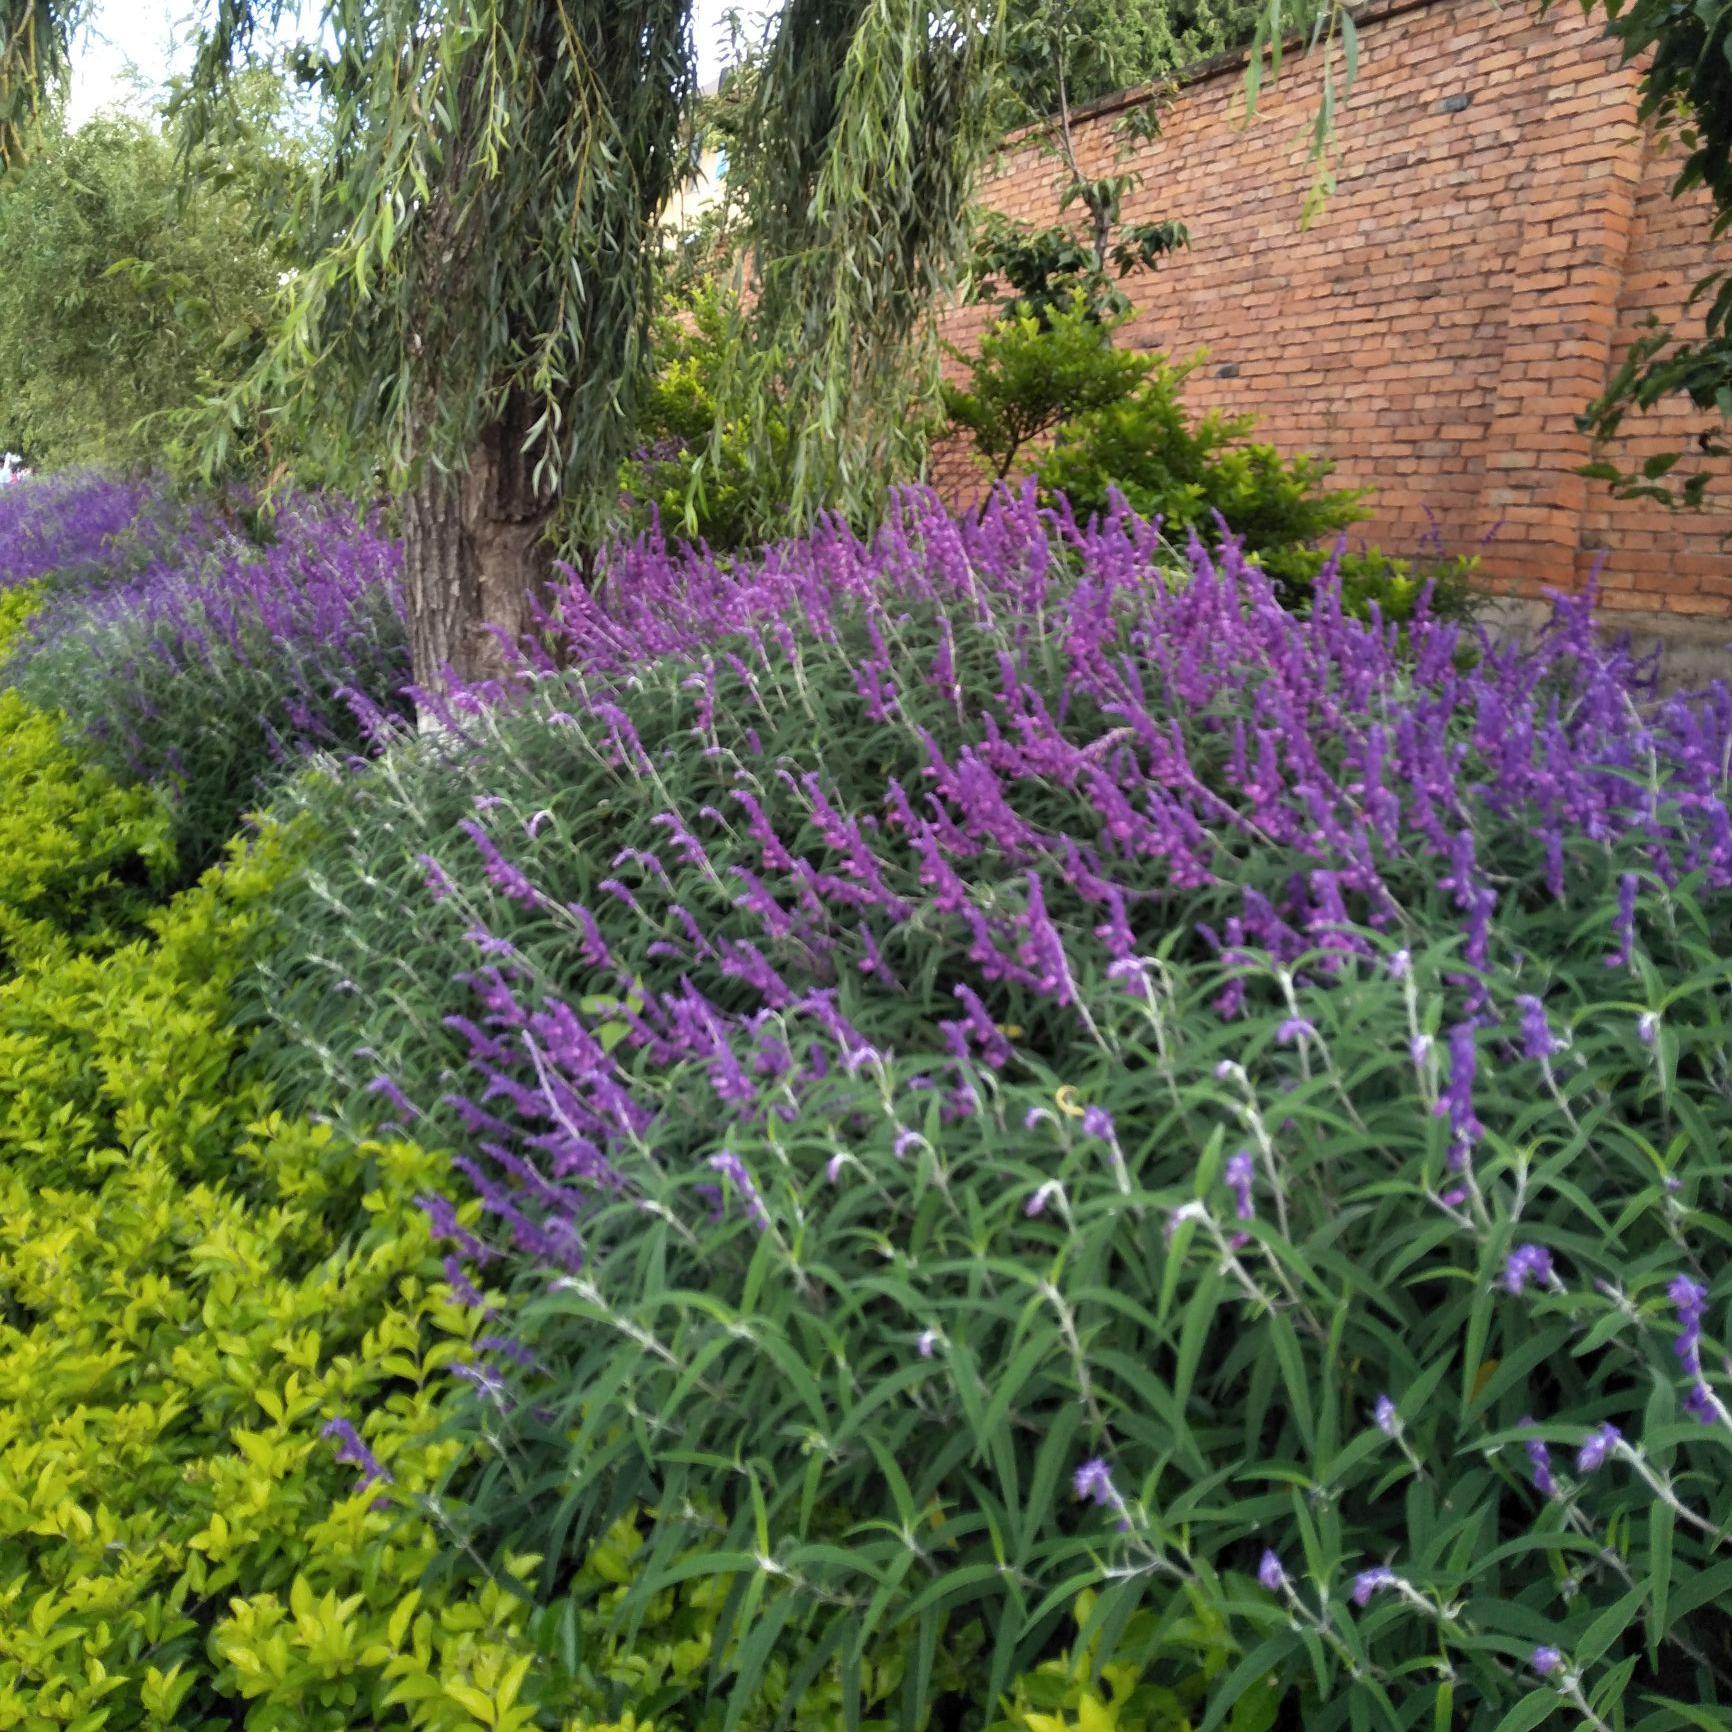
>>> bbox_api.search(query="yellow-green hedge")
[0,589,172,970]
[0,626,1137,1732]
[0,678,566,1731]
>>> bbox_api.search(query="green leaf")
[1199,1635,1298,1732]
[1491,1691,1563,1732]
[1647,1498,1675,1661]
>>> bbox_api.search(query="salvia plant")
[5,488,412,870]
[246,487,1732,1730]
[0,469,198,591]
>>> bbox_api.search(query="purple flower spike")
[1531,1646,1563,1677]
[706,1150,769,1231]
[1436,1021,1483,1151]
[1605,872,1638,968]
[1576,1422,1621,1474]
[1224,1151,1256,1222]
[321,1416,390,1491]
[1081,1105,1116,1140]
[1257,1549,1287,1592]
[1519,1418,1557,1499]
[1515,996,1558,1061]
[1352,1567,1398,1607]
[1073,1457,1119,1509]
[1638,1011,1660,1048]
[1504,1243,1554,1295]
[1276,1016,1316,1045]
[1026,1180,1061,1219]
[365,1073,419,1121]
[1670,1275,1714,1422]
[1374,1394,1399,1436]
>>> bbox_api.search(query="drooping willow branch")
[0,0,77,170]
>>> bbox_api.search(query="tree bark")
[401,394,558,702]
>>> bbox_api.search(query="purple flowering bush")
[239,489,1732,1728]
[5,491,411,869]
[0,469,207,591]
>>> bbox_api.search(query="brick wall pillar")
[1473,27,1647,595]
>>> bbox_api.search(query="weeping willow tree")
[153,0,998,690]
[0,0,75,168]
[717,0,1004,517]
[7,0,1355,692]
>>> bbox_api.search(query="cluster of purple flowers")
[0,471,198,591]
[4,485,410,849]
[396,487,1732,1302]
[320,1415,391,1495]
[1671,1276,1716,1423]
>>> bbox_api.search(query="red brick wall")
[938,0,1732,620]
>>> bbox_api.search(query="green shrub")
[942,303,1155,486]
[1251,544,1480,624]
[0,114,289,473]
[0,691,580,1728]
[619,284,792,552]
[0,591,173,966]
[944,299,1365,564]
[1035,368,1361,553]
[0,815,495,1728]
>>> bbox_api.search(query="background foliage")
[0,99,300,472]
[997,0,1264,125]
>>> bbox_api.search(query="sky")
[68,0,746,126]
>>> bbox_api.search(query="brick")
[944,0,1732,611]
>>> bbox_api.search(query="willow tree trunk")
[401,399,558,701]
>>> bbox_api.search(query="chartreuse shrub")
[0,682,600,1727]
[0,816,537,1729]
[0,587,173,966]
[619,282,793,553]
[246,494,1732,1729]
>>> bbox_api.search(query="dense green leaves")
[0,109,293,471]
[239,522,1732,1727]
[178,0,700,532]
[0,0,73,168]
[997,0,1265,126]
[720,0,1003,533]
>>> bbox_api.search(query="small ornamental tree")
[943,298,1156,484]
